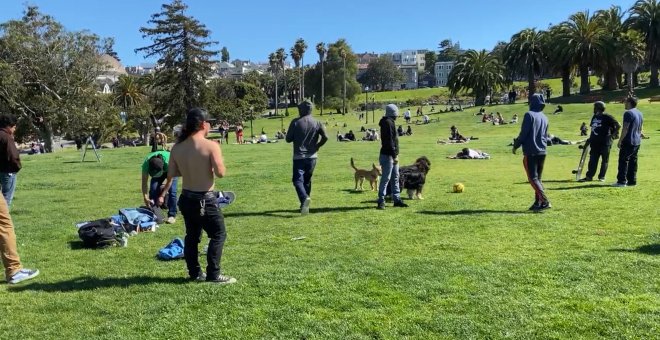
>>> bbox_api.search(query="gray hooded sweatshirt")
[513,94,549,156]
[285,110,328,160]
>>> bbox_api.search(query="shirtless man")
[159,108,235,284]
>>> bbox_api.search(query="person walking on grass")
[158,108,235,284]
[0,114,21,210]
[377,104,409,210]
[1,194,39,284]
[285,100,328,215]
[579,101,620,183]
[614,97,644,187]
[513,94,551,211]
[141,149,178,224]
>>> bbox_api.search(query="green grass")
[1,99,659,338]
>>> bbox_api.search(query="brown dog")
[351,158,381,191]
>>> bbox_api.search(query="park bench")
[648,95,660,102]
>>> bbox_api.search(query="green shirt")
[141,150,170,176]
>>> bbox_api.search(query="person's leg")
[148,177,162,204]
[167,177,178,218]
[377,154,393,204]
[627,146,640,185]
[597,144,612,180]
[178,195,204,279]
[201,198,227,280]
[523,155,548,205]
[0,195,22,280]
[585,144,600,180]
[616,145,633,184]
[0,173,17,209]
[303,158,317,198]
[390,161,402,203]
[292,159,308,206]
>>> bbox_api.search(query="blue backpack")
[157,238,184,260]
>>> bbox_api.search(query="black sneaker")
[528,202,540,211]
[534,202,552,211]
[578,177,592,182]
[191,272,206,282]
[393,201,409,208]
[377,202,385,210]
[207,274,237,284]
[627,182,637,187]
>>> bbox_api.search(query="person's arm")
[7,139,22,173]
[141,172,151,206]
[316,123,328,149]
[618,122,629,148]
[285,120,295,143]
[513,113,531,153]
[211,142,226,178]
[611,116,621,139]
[157,154,181,206]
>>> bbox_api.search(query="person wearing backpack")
[0,194,39,284]
[141,150,178,224]
[158,108,235,284]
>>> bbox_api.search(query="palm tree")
[504,28,546,101]
[316,42,326,116]
[626,0,660,87]
[268,52,279,116]
[447,49,506,106]
[294,38,308,100]
[595,5,625,90]
[618,29,646,96]
[275,48,288,115]
[340,48,347,114]
[290,47,301,103]
[558,11,606,95]
[114,75,144,111]
[545,25,574,97]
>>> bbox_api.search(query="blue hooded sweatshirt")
[513,94,548,156]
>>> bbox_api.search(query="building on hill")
[96,54,127,93]
[125,63,156,75]
[435,61,456,87]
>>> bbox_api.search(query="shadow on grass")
[62,160,99,164]
[609,244,660,255]
[9,276,188,292]
[514,180,573,184]
[224,206,373,219]
[550,184,608,190]
[341,189,372,194]
[419,209,528,216]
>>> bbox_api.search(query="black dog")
[385,156,432,200]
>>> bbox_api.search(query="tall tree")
[221,46,230,62]
[595,6,625,90]
[558,11,606,95]
[424,51,437,75]
[0,6,105,151]
[438,39,461,62]
[275,48,288,115]
[135,0,218,119]
[114,75,144,111]
[447,49,506,106]
[504,28,546,100]
[316,42,326,115]
[618,29,646,96]
[626,0,660,87]
[102,37,121,61]
[290,47,301,103]
[360,56,404,91]
[545,25,574,97]
[268,52,280,116]
[294,38,308,100]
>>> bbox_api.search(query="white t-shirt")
[404,110,411,118]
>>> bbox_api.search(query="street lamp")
[364,86,369,124]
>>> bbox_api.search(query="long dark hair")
[177,108,207,143]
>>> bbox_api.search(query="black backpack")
[78,219,117,248]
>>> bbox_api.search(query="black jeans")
[292,158,317,206]
[617,145,640,185]
[523,155,549,204]
[586,143,612,180]
[178,190,226,280]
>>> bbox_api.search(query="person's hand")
[156,196,165,206]
[512,147,517,155]
[143,196,151,207]
[393,156,399,164]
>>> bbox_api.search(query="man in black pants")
[513,94,550,211]
[159,108,235,284]
[614,97,644,187]
[579,101,620,182]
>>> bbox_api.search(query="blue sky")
[1,0,634,66]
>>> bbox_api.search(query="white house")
[434,61,456,87]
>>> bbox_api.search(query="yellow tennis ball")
[452,183,465,193]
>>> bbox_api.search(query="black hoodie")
[379,116,399,156]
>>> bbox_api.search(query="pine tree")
[136,0,218,118]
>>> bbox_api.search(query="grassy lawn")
[1,98,658,338]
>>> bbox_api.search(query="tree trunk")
[618,72,624,89]
[633,71,639,87]
[603,69,618,91]
[527,69,535,101]
[301,56,305,100]
[650,64,659,87]
[39,122,54,153]
[579,64,590,95]
[475,95,486,106]
[561,65,571,97]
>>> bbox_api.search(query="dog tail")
[350,157,358,170]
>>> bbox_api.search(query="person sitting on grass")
[397,125,405,136]
[406,126,412,136]
[553,105,563,115]
[423,114,430,124]
[450,125,469,142]
[510,114,519,124]
[580,122,588,136]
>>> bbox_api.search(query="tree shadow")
[550,184,608,190]
[8,276,188,293]
[609,244,659,255]
[224,206,373,219]
[419,209,528,216]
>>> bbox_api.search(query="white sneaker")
[8,268,39,284]
[166,216,176,224]
[300,197,311,215]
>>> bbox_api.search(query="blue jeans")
[378,154,401,203]
[149,176,178,217]
[292,158,317,206]
[0,172,17,209]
